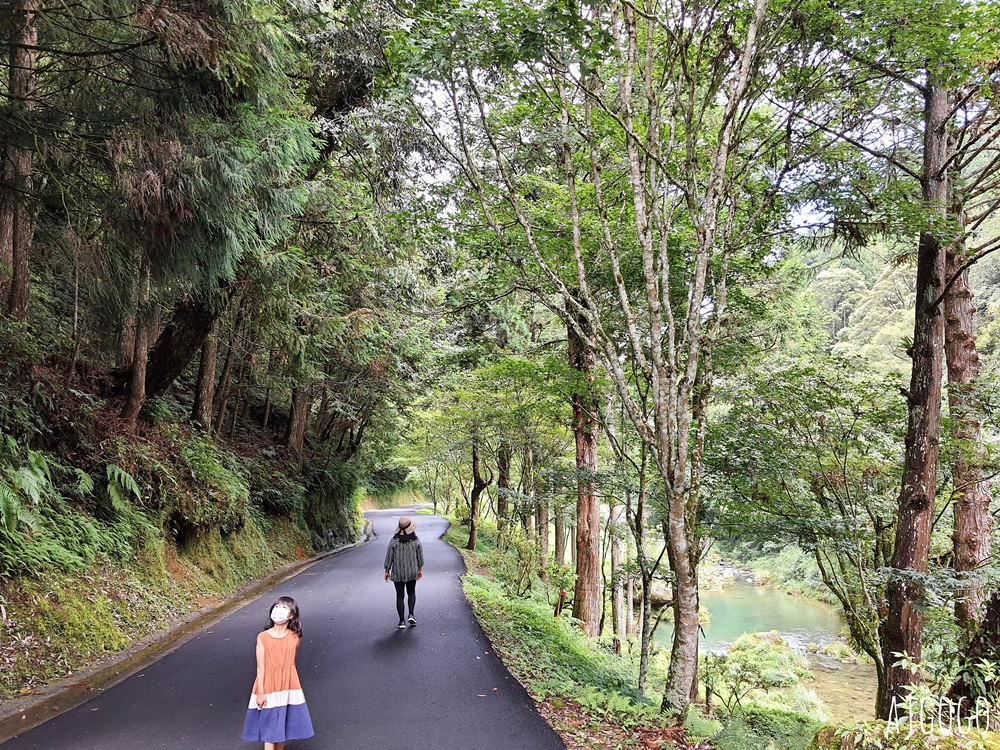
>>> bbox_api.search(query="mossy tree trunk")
[4,0,40,321]
[496,441,511,536]
[193,319,219,431]
[466,434,492,551]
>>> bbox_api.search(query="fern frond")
[107,464,141,500]
[0,484,20,534]
[75,469,95,496]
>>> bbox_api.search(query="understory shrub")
[302,458,363,550]
[714,705,823,750]
[811,722,1000,750]
[703,632,815,718]
[0,436,156,576]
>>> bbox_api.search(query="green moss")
[0,562,185,698]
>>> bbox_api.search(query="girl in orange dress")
[242,597,314,749]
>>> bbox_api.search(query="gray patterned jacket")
[384,535,424,582]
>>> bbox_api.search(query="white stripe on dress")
[246,689,307,709]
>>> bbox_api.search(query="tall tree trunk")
[118,311,136,368]
[120,262,150,425]
[192,318,218,430]
[554,507,567,567]
[4,0,40,321]
[610,501,626,655]
[213,343,237,433]
[626,546,636,637]
[945,207,991,630]
[568,307,601,637]
[631,445,655,692]
[537,494,550,563]
[0,163,11,298]
[262,387,272,429]
[497,441,511,536]
[140,293,228,398]
[523,442,540,553]
[228,358,247,438]
[314,386,332,437]
[286,385,311,459]
[881,76,949,719]
[212,300,247,433]
[466,434,491,551]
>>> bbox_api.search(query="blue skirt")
[242,701,314,743]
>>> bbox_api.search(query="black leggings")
[394,580,416,622]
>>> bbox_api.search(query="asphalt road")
[0,508,566,750]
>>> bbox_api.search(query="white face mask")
[270,606,291,624]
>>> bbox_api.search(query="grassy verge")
[443,522,688,749]
[443,519,838,750]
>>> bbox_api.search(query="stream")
[654,579,878,723]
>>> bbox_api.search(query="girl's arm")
[417,541,424,579]
[254,635,266,708]
[384,542,394,581]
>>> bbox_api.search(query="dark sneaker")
[408,616,417,626]
[397,622,406,629]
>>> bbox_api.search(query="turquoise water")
[654,579,879,721]
[654,578,846,652]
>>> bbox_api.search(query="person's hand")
[417,570,423,580]
[384,571,390,582]
[256,693,267,709]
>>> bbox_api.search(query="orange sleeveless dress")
[241,631,314,743]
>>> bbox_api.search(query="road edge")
[0,521,373,744]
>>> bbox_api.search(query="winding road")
[0,509,566,750]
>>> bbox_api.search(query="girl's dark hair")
[395,531,419,543]
[265,596,302,637]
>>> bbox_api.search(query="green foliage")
[481,523,544,597]
[702,633,814,718]
[0,439,154,576]
[815,722,1000,750]
[462,572,635,694]
[362,487,425,510]
[547,682,663,729]
[179,514,276,590]
[302,459,363,550]
[714,706,823,750]
[247,468,307,519]
[685,707,724,741]
[743,546,827,598]
[172,434,250,530]
[709,358,905,680]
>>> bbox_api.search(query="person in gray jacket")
[384,516,424,629]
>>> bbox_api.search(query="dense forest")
[2,0,1000,744]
